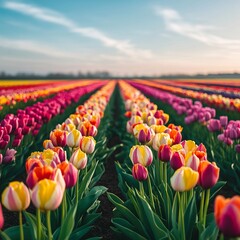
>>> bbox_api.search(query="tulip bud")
[66,129,82,148]
[70,148,87,170]
[170,129,182,144]
[52,147,67,162]
[57,161,78,188]
[25,158,44,174]
[2,181,30,211]
[132,163,148,181]
[170,167,199,192]
[152,133,172,151]
[207,119,221,132]
[43,139,54,149]
[198,161,220,189]
[41,149,61,167]
[170,152,184,170]
[158,144,172,162]
[79,121,97,137]
[26,166,55,189]
[129,145,153,167]
[220,116,228,128]
[79,136,96,154]
[214,195,240,237]
[50,129,67,147]
[3,148,17,164]
[31,179,64,211]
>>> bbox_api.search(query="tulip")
[129,145,153,167]
[66,129,82,148]
[158,144,171,162]
[70,148,88,170]
[132,163,148,181]
[236,144,240,153]
[198,161,219,189]
[25,158,44,174]
[41,149,60,167]
[170,167,199,192]
[79,121,98,137]
[51,147,67,162]
[214,195,240,237]
[150,125,168,134]
[0,204,4,229]
[152,133,172,151]
[79,136,96,154]
[2,148,17,164]
[181,140,197,153]
[184,152,200,171]
[26,166,56,189]
[50,129,67,147]
[31,178,64,211]
[2,181,30,211]
[207,119,221,132]
[170,152,185,170]
[170,129,182,144]
[57,161,78,188]
[220,116,228,128]
[133,123,154,144]
[43,140,54,149]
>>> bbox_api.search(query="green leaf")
[107,192,150,238]
[184,194,197,238]
[69,226,92,240]
[57,205,77,240]
[112,218,147,240]
[4,226,33,240]
[23,211,37,240]
[210,181,226,200]
[0,231,11,240]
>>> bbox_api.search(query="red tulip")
[198,161,219,189]
[132,163,148,181]
[214,195,240,237]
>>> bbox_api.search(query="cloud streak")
[0,38,84,59]
[4,1,153,58]
[155,7,240,50]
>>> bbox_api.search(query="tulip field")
[0,79,239,240]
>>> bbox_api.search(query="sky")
[0,0,240,76]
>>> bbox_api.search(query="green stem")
[36,208,41,240]
[180,193,186,240]
[147,175,155,210]
[163,162,167,184]
[61,191,66,224]
[19,211,24,240]
[76,171,79,204]
[160,161,163,182]
[203,189,210,227]
[139,182,145,197]
[219,233,224,240]
[199,190,205,224]
[46,210,52,240]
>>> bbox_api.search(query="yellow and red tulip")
[79,136,96,154]
[170,167,199,192]
[2,181,30,211]
[70,148,88,170]
[129,145,153,167]
[132,163,148,181]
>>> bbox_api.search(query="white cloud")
[0,38,83,59]
[4,1,153,59]
[155,7,240,51]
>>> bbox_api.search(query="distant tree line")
[1,71,240,80]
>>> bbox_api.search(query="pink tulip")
[132,164,148,181]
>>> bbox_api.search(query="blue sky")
[0,0,240,75]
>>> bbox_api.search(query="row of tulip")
[108,81,239,239]
[0,80,95,109]
[0,81,105,193]
[130,81,240,153]
[154,79,240,99]
[133,79,240,112]
[129,81,240,194]
[0,81,117,240]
